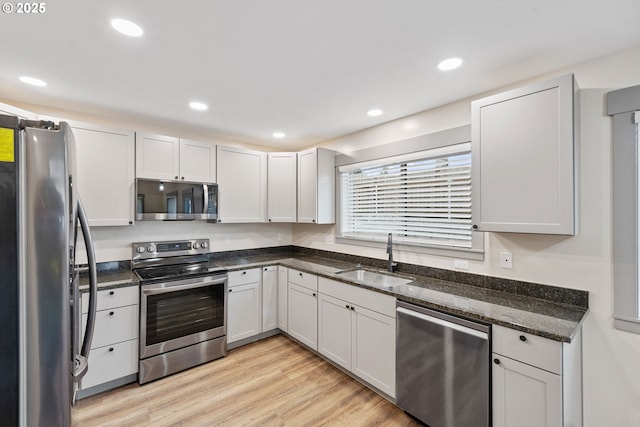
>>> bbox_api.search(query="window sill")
[614,316,640,334]
[335,236,484,261]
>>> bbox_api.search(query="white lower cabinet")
[317,278,396,398]
[80,286,139,390]
[227,268,261,344]
[261,266,278,332]
[287,270,318,350]
[277,266,288,332]
[492,324,582,427]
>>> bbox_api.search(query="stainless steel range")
[133,239,227,384]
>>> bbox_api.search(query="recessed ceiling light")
[437,57,463,71]
[19,76,47,87]
[272,131,285,139]
[367,109,383,117]
[111,18,144,37]
[189,101,208,111]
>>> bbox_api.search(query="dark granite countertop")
[212,254,587,342]
[81,249,588,343]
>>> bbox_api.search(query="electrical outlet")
[325,235,335,244]
[223,235,230,245]
[500,251,513,269]
[277,233,283,241]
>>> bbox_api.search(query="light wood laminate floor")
[72,334,421,426]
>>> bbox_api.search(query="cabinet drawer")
[228,268,261,287]
[318,277,396,318]
[81,339,138,389]
[288,269,318,291]
[492,324,562,374]
[82,286,139,314]
[82,305,139,349]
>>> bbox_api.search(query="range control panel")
[132,239,210,260]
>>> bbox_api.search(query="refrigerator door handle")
[74,198,97,378]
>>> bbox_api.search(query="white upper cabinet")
[216,145,267,223]
[136,133,180,181]
[136,134,216,182]
[471,73,579,235]
[267,152,297,222]
[297,147,335,224]
[69,121,135,226]
[178,139,217,182]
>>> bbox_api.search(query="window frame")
[335,125,484,261]
[609,84,640,334]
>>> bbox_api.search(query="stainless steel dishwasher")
[396,301,490,427]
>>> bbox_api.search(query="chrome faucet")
[386,233,398,272]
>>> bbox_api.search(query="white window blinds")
[339,143,472,249]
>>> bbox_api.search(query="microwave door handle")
[77,198,98,359]
[203,184,209,214]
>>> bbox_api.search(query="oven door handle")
[142,276,227,295]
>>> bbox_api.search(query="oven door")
[140,274,227,359]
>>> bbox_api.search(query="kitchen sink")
[335,268,414,289]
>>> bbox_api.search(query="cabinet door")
[318,293,352,370]
[297,148,318,223]
[351,304,396,398]
[71,122,135,226]
[262,266,278,332]
[277,266,288,332]
[136,133,180,180]
[471,74,577,235]
[492,354,562,427]
[287,282,318,350]
[227,282,261,343]
[179,139,216,182]
[217,145,267,223]
[81,339,138,389]
[267,152,297,222]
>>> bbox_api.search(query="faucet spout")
[386,233,397,272]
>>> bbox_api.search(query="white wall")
[294,45,640,427]
[75,222,293,264]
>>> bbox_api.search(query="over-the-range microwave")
[135,178,218,221]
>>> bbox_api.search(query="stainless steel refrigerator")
[0,114,98,426]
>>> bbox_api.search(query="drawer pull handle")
[109,311,114,316]
[312,293,316,297]
[299,272,303,277]
[242,271,247,275]
[493,358,500,365]
[350,306,355,311]
[229,289,233,293]
[109,347,114,352]
[345,304,349,309]
[109,291,115,296]
[519,335,527,342]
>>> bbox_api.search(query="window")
[609,84,640,334]
[337,141,483,259]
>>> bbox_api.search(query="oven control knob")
[200,241,208,249]
[136,246,145,254]
[192,242,200,249]
[146,245,156,253]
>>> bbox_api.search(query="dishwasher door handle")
[397,306,489,340]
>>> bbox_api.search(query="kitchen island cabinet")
[471,73,579,235]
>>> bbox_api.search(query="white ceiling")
[1,0,639,150]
